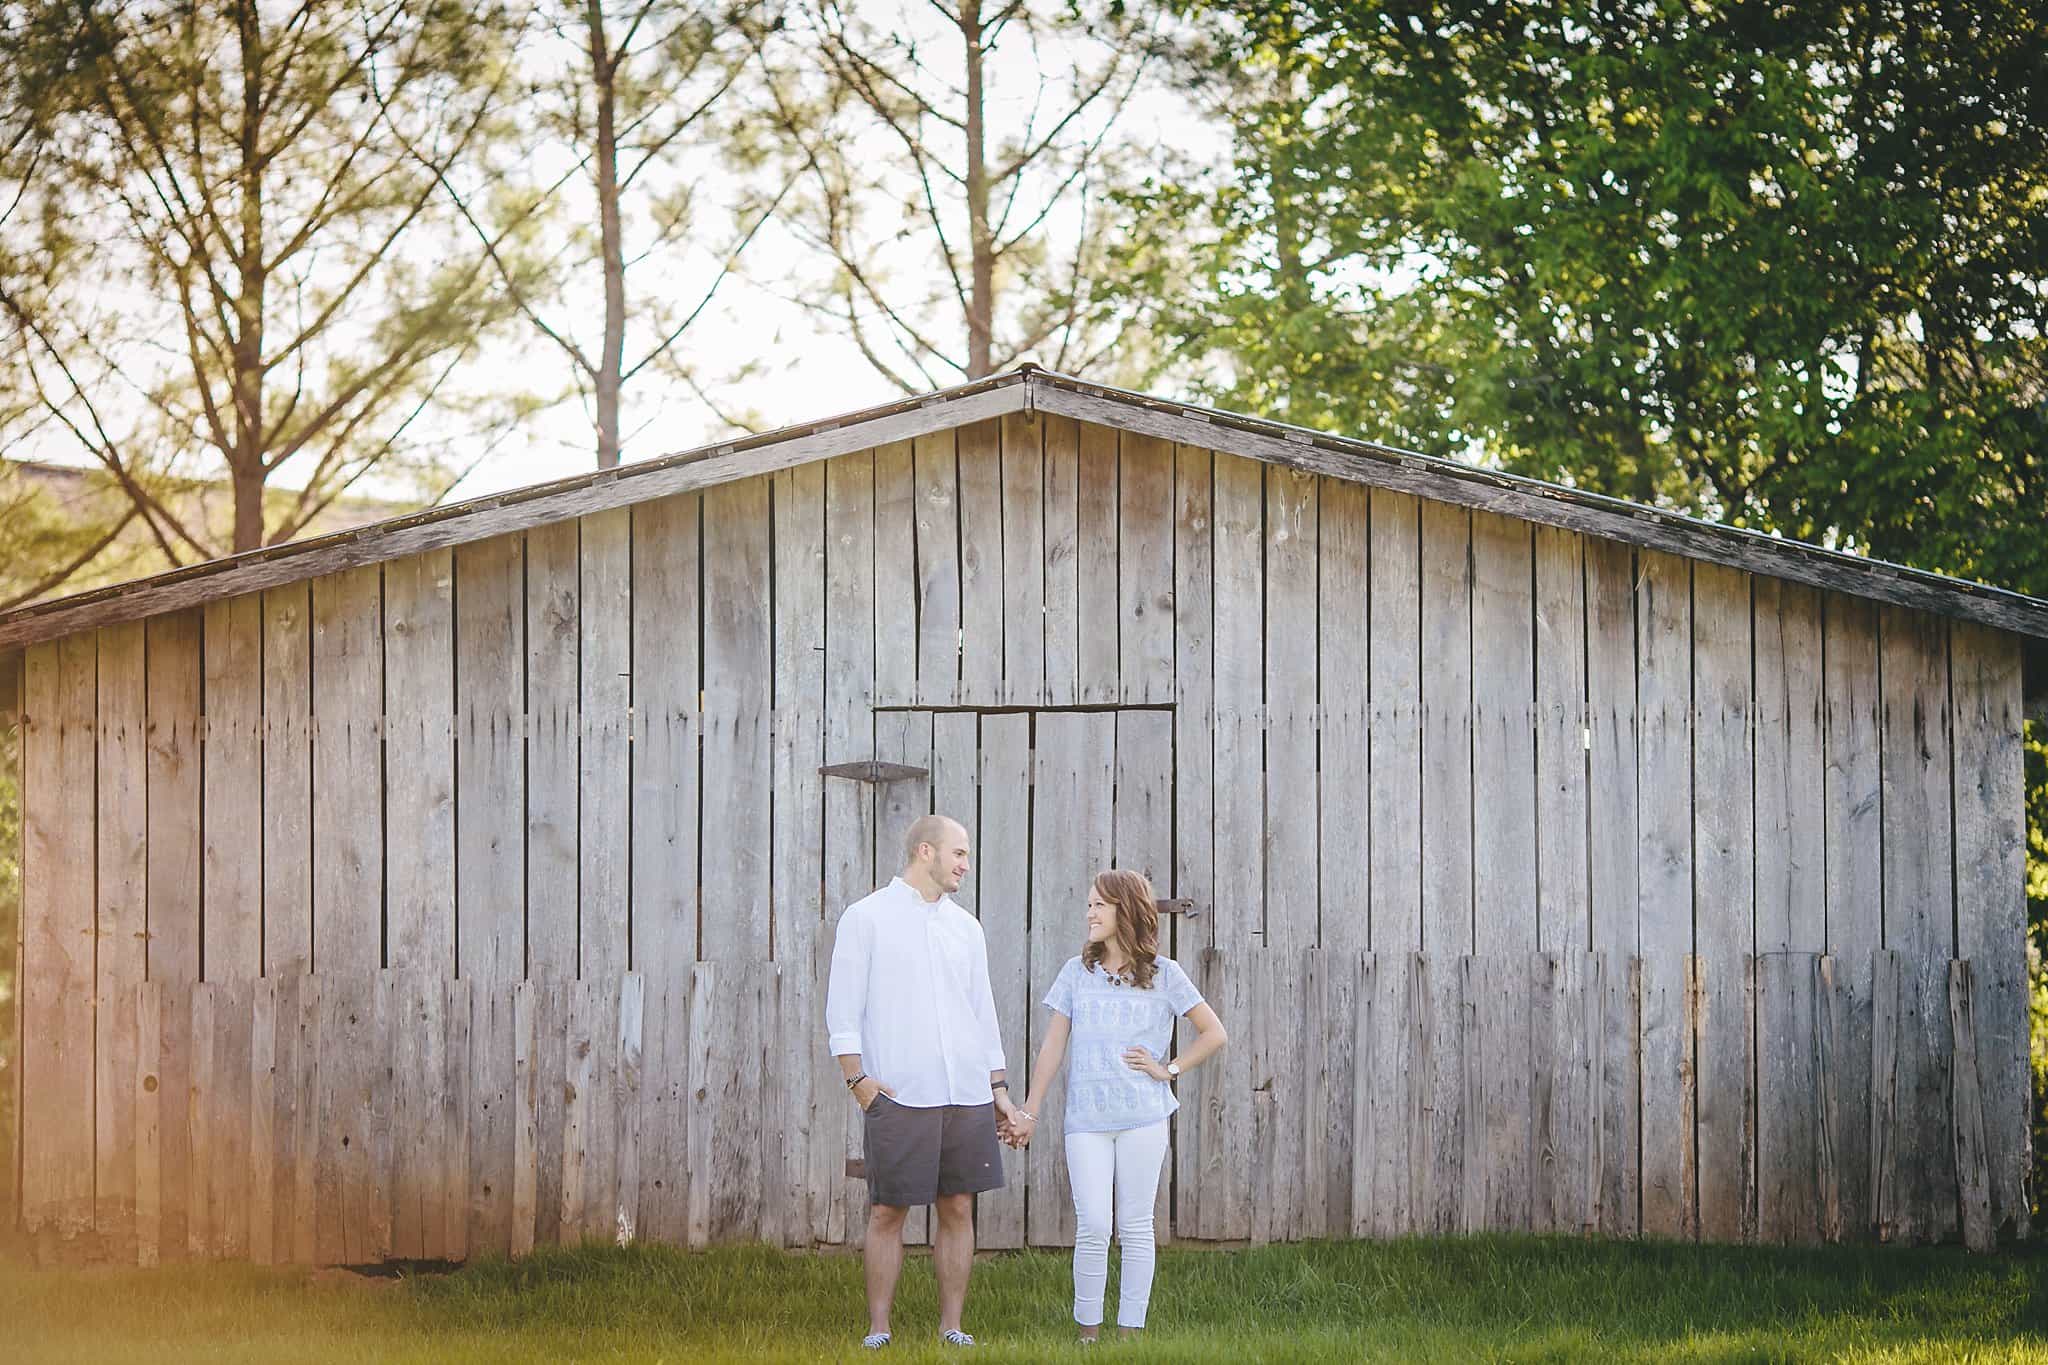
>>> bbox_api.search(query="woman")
[1005,869,1228,1343]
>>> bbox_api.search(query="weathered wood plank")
[913,429,962,706]
[773,461,827,1247]
[702,477,773,962]
[1635,550,1693,1240]
[442,976,472,1261]
[1823,594,1882,1239]
[1319,478,1369,961]
[1457,955,1487,1233]
[1171,442,1216,1237]
[1584,538,1639,1235]
[383,551,456,976]
[188,982,216,1259]
[96,622,147,1257]
[310,570,383,977]
[820,449,876,1247]
[1366,492,1422,1235]
[249,979,277,1265]
[286,974,320,1264]
[1264,465,1317,1237]
[1535,527,1590,954]
[1869,948,1902,1241]
[455,535,527,986]
[22,634,96,1244]
[135,981,162,1266]
[146,613,203,1254]
[525,521,581,982]
[559,978,597,1240]
[1814,956,1845,1242]
[1472,511,1536,1232]
[467,980,516,1256]
[1265,464,1318,957]
[1211,451,1264,960]
[1042,416,1081,706]
[1879,606,1957,1243]
[1758,953,1822,1244]
[1347,952,1379,1237]
[260,587,314,981]
[1950,622,2030,1238]
[1419,498,1472,1234]
[875,439,917,708]
[630,493,701,981]
[1947,960,1995,1252]
[614,972,644,1245]
[1076,422,1120,705]
[956,418,1004,705]
[201,597,263,980]
[1119,432,1175,704]
[1000,413,1046,703]
[579,509,632,981]
[976,713,1030,1249]
[574,974,623,1245]
[510,979,540,1258]
[391,972,431,1258]
[1753,580,1825,953]
[1640,953,1697,1241]
[1692,562,1754,1244]
[530,975,569,1248]
[213,978,253,1261]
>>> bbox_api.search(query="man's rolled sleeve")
[824,907,868,1057]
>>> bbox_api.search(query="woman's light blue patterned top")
[1043,954,1204,1135]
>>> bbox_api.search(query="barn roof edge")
[2,366,2045,672]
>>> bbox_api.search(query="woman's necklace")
[1100,958,1131,987]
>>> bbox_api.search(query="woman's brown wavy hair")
[1081,868,1161,990]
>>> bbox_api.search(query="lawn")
[7,1234,2048,1363]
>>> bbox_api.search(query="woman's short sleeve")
[1043,957,1078,1016]
[1162,957,1205,1015]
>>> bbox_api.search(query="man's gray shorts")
[862,1095,1006,1209]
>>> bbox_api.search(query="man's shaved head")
[903,814,967,868]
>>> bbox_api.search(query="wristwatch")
[1166,1062,1180,1080]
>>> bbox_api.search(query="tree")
[752,0,1170,390]
[0,0,527,559]
[1149,0,2047,599]
[436,1,786,468]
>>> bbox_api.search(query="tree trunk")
[962,1,994,378]
[232,0,268,553]
[589,0,626,469]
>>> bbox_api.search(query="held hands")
[1122,1046,1172,1082]
[999,1105,1037,1149]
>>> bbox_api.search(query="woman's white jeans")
[1064,1118,1170,1329]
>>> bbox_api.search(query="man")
[826,813,1018,1350]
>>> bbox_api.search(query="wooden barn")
[1,366,2042,1265]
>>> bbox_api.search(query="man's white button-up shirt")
[824,877,1008,1109]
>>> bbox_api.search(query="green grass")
[7,1234,2048,1363]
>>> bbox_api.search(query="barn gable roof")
[1,365,2044,697]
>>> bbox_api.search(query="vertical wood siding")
[9,416,2031,1258]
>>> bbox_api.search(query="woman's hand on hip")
[1121,1046,1171,1082]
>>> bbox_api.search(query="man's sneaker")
[941,1329,976,1347]
[861,1332,891,1350]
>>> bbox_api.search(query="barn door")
[844,707,1176,1250]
